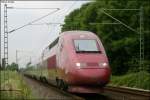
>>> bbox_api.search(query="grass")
[109,71,150,90]
[0,70,32,100]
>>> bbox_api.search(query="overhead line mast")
[2,5,59,68]
[0,1,1,68]
[4,4,8,68]
[8,8,60,33]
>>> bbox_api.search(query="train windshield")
[74,39,101,53]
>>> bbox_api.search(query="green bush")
[110,71,150,90]
[0,71,32,99]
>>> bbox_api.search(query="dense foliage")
[62,0,150,75]
[110,71,150,90]
[6,62,19,71]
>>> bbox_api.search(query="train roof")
[46,31,97,50]
[60,30,95,37]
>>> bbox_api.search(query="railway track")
[103,85,150,100]
[24,74,110,100]
[23,74,84,100]
[23,74,150,100]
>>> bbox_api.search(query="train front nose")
[67,63,111,85]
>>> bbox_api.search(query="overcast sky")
[1,1,89,68]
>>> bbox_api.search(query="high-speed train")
[25,31,111,93]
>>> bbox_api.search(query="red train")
[27,31,111,93]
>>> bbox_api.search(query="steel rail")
[23,74,150,100]
[103,85,150,100]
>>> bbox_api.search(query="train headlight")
[76,63,81,67]
[99,62,108,68]
[76,62,86,69]
[102,63,107,66]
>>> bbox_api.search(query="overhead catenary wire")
[7,7,59,10]
[57,1,78,24]
[37,1,77,55]
[64,1,78,15]
[28,22,63,26]
[37,0,79,37]
[8,8,60,33]
[101,9,138,33]
[42,1,78,49]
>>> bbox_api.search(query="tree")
[25,62,34,71]
[6,62,19,71]
[62,0,150,75]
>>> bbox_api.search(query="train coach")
[25,31,111,93]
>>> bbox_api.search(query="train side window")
[60,43,63,51]
[60,39,64,51]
